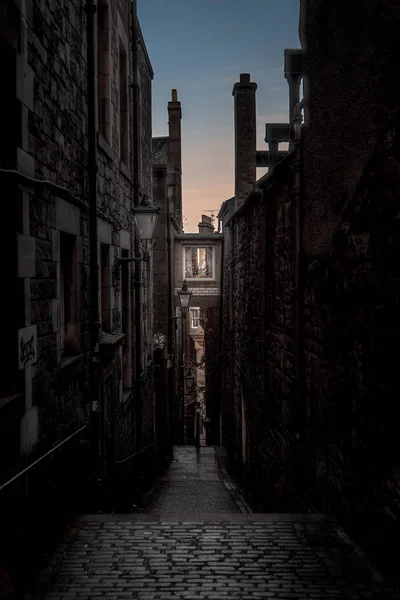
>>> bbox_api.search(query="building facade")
[152,89,184,446]
[219,0,400,579]
[173,215,223,445]
[0,0,169,592]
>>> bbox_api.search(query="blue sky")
[138,0,300,232]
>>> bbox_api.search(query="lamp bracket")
[116,241,156,266]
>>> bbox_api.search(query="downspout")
[131,0,143,454]
[166,187,174,454]
[85,0,102,501]
[292,98,304,507]
[216,235,224,445]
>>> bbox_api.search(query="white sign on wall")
[18,324,37,370]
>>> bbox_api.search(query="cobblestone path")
[39,446,396,599]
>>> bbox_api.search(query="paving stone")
[41,446,396,600]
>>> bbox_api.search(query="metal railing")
[0,425,87,494]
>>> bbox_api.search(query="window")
[60,232,78,357]
[100,243,111,332]
[191,308,199,329]
[119,39,129,165]
[97,0,111,143]
[184,246,214,279]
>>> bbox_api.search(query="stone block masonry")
[0,0,159,592]
[36,447,396,599]
[41,514,394,599]
[221,114,400,577]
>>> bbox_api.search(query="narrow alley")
[33,447,396,600]
[2,2,400,599]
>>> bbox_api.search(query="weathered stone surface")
[301,0,400,257]
[221,110,400,579]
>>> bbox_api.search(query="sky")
[138,0,300,233]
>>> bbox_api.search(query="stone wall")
[0,0,158,585]
[203,306,220,444]
[303,113,400,573]
[300,0,400,258]
[221,116,400,572]
[0,0,157,512]
[221,158,296,510]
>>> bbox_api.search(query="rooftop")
[152,136,169,165]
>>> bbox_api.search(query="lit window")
[191,308,199,329]
[184,246,213,279]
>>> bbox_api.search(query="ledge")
[98,133,113,160]
[99,333,125,354]
[60,354,83,369]
[122,388,133,407]
[119,160,132,183]
[175,234,223,241]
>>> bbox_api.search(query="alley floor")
[36,446,397,600]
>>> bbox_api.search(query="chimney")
[232,73,257,211]
[168,88,183,230]
[168,89,182,170]
[198,215,215,234]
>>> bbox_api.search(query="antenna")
[203,208,220,223]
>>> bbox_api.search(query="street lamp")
[116,194,160,265]
[184,367,196,393]
[177,280,192,317]
[133,194,160,243]
[177,280,192,444]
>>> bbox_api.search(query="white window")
[184,246,214,279]
[191,308,199,329]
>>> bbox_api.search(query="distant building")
[174,215,223,445]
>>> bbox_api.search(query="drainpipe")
[292,99,304,508]
[131,0,143,456]
[216,235,224,445]
[166,182,174,455]
[85,0,102,504]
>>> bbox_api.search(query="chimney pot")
[172,89,178,102]
[240,73,251,84]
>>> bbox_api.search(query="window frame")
[182,245,216,281]
[191,308,199,329]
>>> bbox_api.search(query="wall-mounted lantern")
[116,194,160,265]
[177,280,192,317]
[184,367,196,393]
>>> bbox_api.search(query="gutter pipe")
[85,0,102,503]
